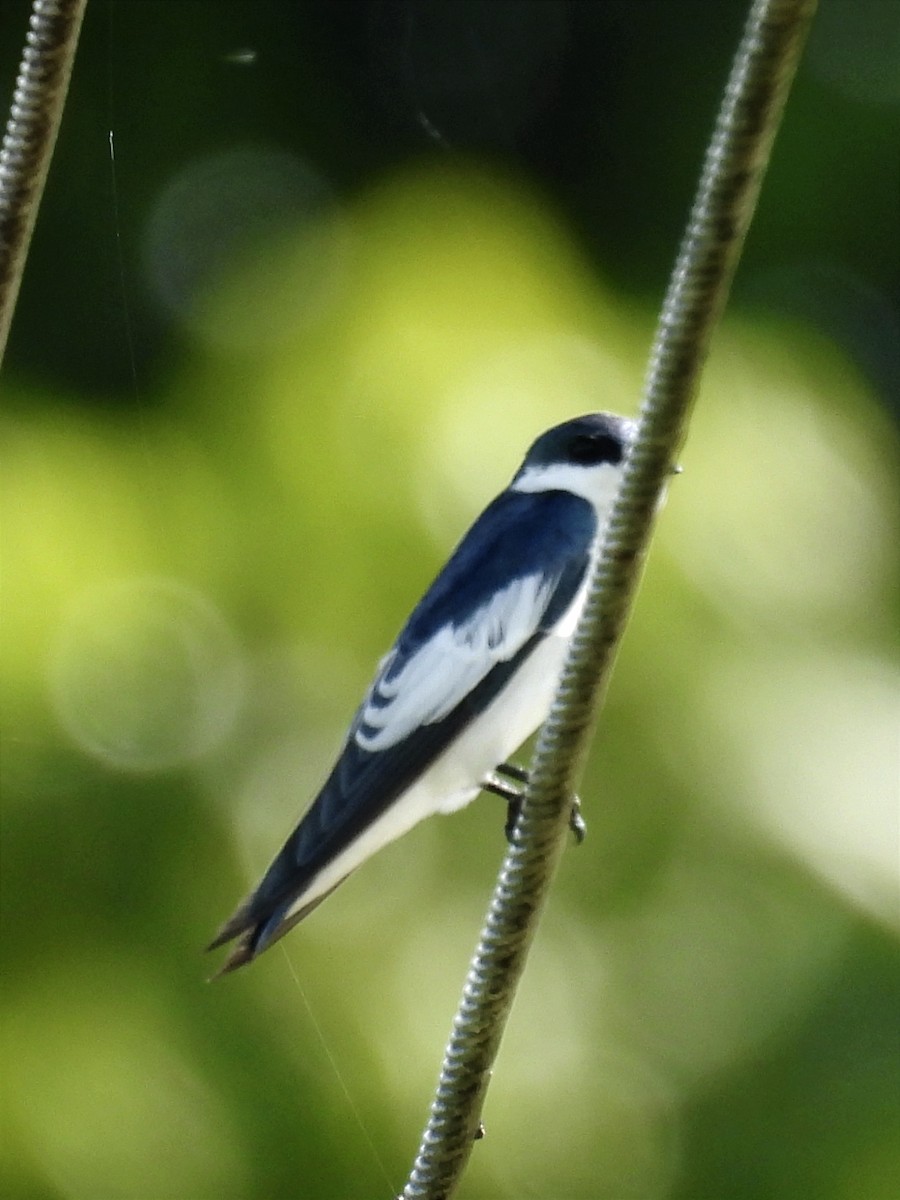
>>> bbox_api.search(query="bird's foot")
[568,797,587,844]
[482,762,586,844]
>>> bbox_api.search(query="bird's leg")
[480,770,524,841]
[496,761,529,784]
[483,763,586,844]
[494,762,528,840]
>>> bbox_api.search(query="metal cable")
[0,0,88,366]
[401,0,818,1195]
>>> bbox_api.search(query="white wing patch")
[355,573,556,752]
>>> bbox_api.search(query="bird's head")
[512,412,635,505]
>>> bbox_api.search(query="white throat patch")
[511,459,626,511]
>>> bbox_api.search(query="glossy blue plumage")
[401,489,595,644]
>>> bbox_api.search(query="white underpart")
[277,454,627,925]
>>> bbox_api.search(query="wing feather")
[355,573,556,751]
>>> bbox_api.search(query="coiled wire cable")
[0,0,87,364]
[401,0,819,1195]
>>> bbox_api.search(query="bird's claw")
[484,762,586,844]
[568,798,586,844]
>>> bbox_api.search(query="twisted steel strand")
[0,0,88,364]
[401,0,818,1196]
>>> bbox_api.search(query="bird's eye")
[568,432,623,465]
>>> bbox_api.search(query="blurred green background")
[1,2,898,1198]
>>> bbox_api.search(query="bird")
[208,411,634,974]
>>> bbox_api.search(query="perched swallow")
[209,412,634,973]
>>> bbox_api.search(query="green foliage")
[2,3,898,1198]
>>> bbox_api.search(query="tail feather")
[208,931,258,979]
[206,734,403,975]
[206,878,347,977]
[206,904,254,954]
